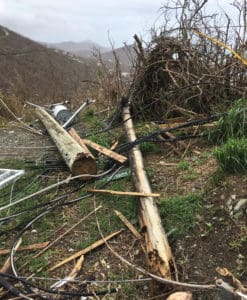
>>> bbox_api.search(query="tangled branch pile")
[131,0,247,120]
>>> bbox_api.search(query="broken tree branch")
[50,255,85,289]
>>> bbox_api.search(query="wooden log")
[36,107,97,179]
[122,103,174,279]
[70,132,127,164]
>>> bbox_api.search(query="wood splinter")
[0,241,49,255]
[49,229,122,271]
[114,210,142,240]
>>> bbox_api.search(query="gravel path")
[0,126,57,161]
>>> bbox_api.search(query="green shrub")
[208,99,247,144]
[158,194,203,237]
[214,138,247,173]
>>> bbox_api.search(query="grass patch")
[76,177,138,249]
[159,194,203,237]
[214,138,247,173]
[176,160,190,171]
[208,98,247,144]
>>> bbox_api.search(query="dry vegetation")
[0,0,247,299]
[131,0,247,120]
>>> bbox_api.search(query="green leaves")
[214,138,247,173]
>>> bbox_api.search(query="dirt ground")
[0,124,246,299]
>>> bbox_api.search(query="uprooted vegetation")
[0,0,247,299]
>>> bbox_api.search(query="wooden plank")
[69,127,127,164]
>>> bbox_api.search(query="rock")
[233,198,247,212]
[167,292,192,300]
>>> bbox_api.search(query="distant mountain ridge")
[47,40,136,72]
[46,40,110,58]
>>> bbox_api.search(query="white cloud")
[0,0,237,46]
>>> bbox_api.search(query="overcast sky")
[0,0,236,47]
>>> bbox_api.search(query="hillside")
[0,26,97,108]
[47,40,110,58]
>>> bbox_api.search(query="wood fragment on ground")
[70,132,127,164]
[50,255,85,289]
[114,210,142,239]
[0,257,12,273]
[49,229,123,271]
[86,189,160,198]
[0,241,49,255]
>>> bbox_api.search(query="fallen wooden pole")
[49,229,122,271]
[36,107,96,179]
[69,128,127,164]
[122,102,174,279]
[86,189,160,198]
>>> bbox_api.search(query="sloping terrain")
[48,39,135,72]
[0,26,96,108]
